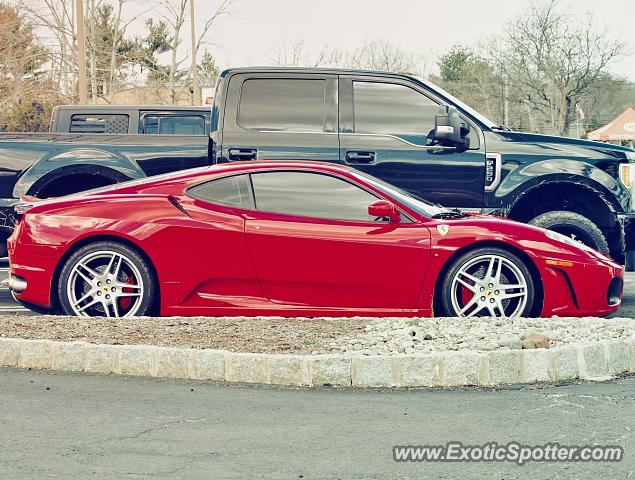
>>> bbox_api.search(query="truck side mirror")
[433,105,470,150]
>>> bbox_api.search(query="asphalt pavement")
[0,367,633,479]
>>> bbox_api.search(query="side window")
[69,114,129,134]
[187,174,252,209]
[238,79,326,132]
[353,82,437,144]
[251,171,380,222]
[143,115,206,135]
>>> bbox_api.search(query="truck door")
[219,73,340,163]
[338,76,486,208]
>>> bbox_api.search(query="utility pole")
[503,74,509,127]
[190,0,201,105]
[75,0,88,104]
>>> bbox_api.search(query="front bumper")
[540,256,624,317]
[618,212,635,248]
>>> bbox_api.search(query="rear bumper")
[8,224,61,308]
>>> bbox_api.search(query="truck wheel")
[440,247,536,318]
[58,241,156,318]
[528,211,609,255]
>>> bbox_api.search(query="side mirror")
[434,105,470,150]
[368,200,401,223]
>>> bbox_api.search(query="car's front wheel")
[58,241,156,318]
[440,247,536,318]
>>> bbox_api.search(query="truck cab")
[210,67,635,263]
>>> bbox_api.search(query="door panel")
[220,74,340,163]
[165,197,266,310]
[245,214,430,309]
[338,76,486,208]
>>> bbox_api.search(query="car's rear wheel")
[58,241,156,318]
[440,247,536,318]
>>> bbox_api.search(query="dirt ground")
[0,314,368,354]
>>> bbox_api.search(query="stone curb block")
[1,336,633,388]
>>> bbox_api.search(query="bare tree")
[23,0,77,98]
[161,0,234,103]
[490,0,624,136]
[272,39,433,77]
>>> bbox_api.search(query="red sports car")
[8,161,623,318]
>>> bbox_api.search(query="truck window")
[352,81,437,144]
[251,171,380,222]
[69,114,129,134]
[238,79,325,132]
[143,115,206,135]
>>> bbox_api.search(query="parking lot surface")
[0,367,633,479]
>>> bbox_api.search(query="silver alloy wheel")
[450,254,528,318]
[66,250,145,318]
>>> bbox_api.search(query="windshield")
[351,169,448,218]
[414,76,498,129]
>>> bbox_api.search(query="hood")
[434,212,613,264]
[490,130,634,160]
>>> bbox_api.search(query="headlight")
[619,153,635,211]
[544,229,583,247]
[619,162,635,188]
[544,229,610,261]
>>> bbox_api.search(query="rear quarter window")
[186,174,253,209]
[141,115,206,135]
[69,114,129,134]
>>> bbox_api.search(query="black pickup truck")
[1,67,634,264]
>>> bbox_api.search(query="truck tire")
[528,211,610,255]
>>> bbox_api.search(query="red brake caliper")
[460,285,474,313]
[119,275,136,312]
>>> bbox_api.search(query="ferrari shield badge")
[437,224,449,236]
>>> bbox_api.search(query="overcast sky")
[132,0,635,80]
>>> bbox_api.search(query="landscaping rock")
[521,334,551,349]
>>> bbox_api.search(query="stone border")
[1,336,635,387]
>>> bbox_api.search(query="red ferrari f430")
[8,161,623,318]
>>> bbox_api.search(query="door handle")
[345,151,376,165]
[228,148,257,161]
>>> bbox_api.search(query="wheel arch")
[506,180,618,227]
[51,234,161,315]
[25,165,132,198]
[506,180,623,261]
[432,240,544,317]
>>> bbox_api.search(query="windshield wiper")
[431,209,469,219]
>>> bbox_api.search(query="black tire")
[440,247,536,318]
[58,241,156,317]
[528,210,609,255]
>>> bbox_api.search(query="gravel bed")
[313,316,635,355]
[1,314,634,355]
[0,315,366,354]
